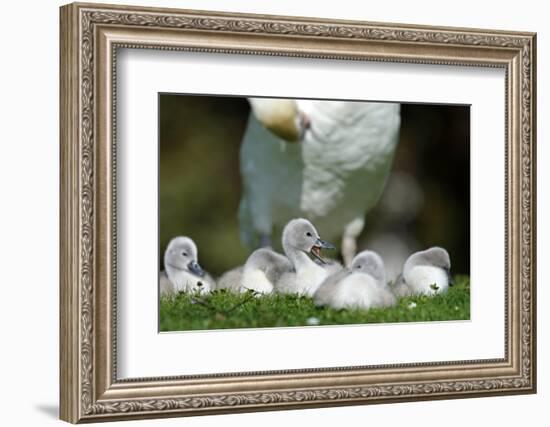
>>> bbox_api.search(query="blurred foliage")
[160,276,470,331]
[361,103,470,274]
[159,95,250,276]
[159,96,470,276]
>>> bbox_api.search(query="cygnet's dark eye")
[306,232,312,237]
[181,252,188,257]
[356,265,362,269]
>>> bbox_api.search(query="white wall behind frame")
[0,0,546,427]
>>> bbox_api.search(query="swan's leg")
[259,234,272,248]
[341,217,365,267]
[341,236,356,268]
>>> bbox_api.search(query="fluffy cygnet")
[216,249,292,295]
[314,250,396,310]
[240,248,293,294]
[159,236,214,296]
[392,247,452,297]
[275,218,335,297]
[216,266,244,293]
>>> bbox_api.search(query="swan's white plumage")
[315,273,396,310]
[276,259,328,297]
[241,269,275,294]
[314,250,396,310]
[392,247,451,296]
[216,248,292,295]
[405,266,449,295]
[216,266,243,292]
[159,271,175,296]
[320,259,344,276]
[161,269,213,295]
[239,100,400,254]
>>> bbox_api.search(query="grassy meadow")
[159,275,470,332]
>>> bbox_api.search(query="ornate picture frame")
[60,2,536,423]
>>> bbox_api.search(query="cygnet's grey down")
[159,236,215,296]
[216,266,244,292]
[275,218,336,297]
[246,248,294,294]
[313,258,344,275]
[216,248,292,294]
[314,250,396,310]
[217,218,337,295]
[391,246,452,297]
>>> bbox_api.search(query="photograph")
[158,94,471,331]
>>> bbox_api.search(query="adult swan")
[239,98,400,266]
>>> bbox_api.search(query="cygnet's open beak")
[188,260,205,277]
[310,238,335,264]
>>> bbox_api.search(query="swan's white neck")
[282,246,327,296]
[284,246,314,271]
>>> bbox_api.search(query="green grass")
[159,275,470,331]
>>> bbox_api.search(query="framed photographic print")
[59,2,537,423]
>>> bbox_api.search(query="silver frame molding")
[60,2,536,423]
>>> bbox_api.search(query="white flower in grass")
[408,302,417,309]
